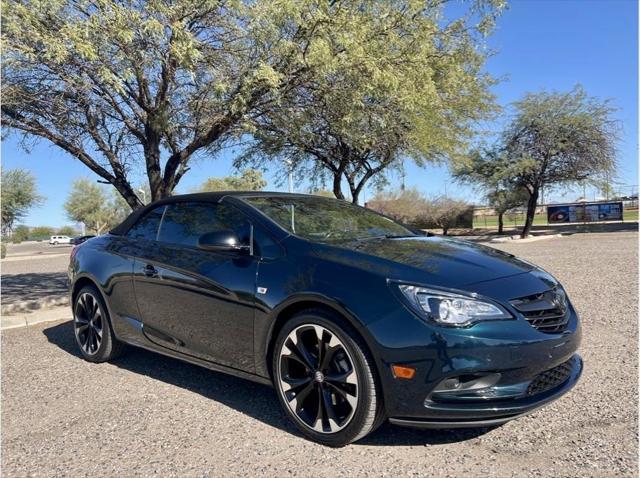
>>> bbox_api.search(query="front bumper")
[365,280,582,426]
[389,353,582,428]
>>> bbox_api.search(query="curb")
[2,296,69,316]
[490,233,563,244]
[1,306,71,330]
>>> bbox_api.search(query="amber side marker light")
[391,365,416,380]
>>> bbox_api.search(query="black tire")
[272,308,384,446]
[53,241,58,245]
[73,285,126,363]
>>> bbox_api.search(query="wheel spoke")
[291,382,316,416]
[325,381,357,408]
[287,339,317,370]
[319,335,341,371]
[280,375,312,392]
[91,297,99,318]
[325,368,357,385]
[313,386,325,432]
[76,323,89,334]
[93,323,103,340]
[321,388,341,432]
[81,294,90,315]
[84,326,92,353]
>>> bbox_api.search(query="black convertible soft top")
[109,191,314,235]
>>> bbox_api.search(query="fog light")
[433,373,501,393]
[438,377,461,390]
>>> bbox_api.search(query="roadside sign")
[547,201,623,223]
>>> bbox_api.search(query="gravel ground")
[1,231,637,477]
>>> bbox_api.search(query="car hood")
[313,235,535,288]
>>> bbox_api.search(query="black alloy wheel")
[274,310,383,446]
[279,324,359,433]
[74,292,103,355]
[73,285,126,362]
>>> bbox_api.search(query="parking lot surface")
[1,242,71,307]
[1,231,637,477]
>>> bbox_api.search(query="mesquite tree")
[2,0,378,208]
[504,87,618,237]
[238,0,505,204]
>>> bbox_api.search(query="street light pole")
[284,159,294,193]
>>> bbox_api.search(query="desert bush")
[11,224,30,243]
[368,189,472,235]
[30,226,54,241]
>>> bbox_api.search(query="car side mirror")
[197,230,250,254]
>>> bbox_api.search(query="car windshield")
[244,196,415,242]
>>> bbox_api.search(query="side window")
[157,202,249,248]
[127,206,165,241]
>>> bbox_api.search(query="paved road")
[1,231,637,477]
[2,243,70,307]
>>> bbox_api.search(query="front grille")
[510,288,569,333]
[526,357,575,396]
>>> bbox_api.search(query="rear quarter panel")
[70,235,138,338]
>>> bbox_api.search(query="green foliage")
[504,86,618,189]
[57,226,78,236]
[368,189,473,234]
[5,0,446,206]
[452,148,529,232]
[367,189,429,226]
[240,0,504,203]
[1,242,6,259]
[454,86,618,237]
[1,168,44,235]
[30,226,55,240]
[308,189,335,198]
[421,197,474,235]
[64,179,125,234]
[11,224,30,243]
[198,170,267,193]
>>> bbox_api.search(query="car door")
[130,201,258,371]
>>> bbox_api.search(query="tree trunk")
[521,188,539,238]
[332,171,346,201]
[498,211,504,234]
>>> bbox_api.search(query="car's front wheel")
[73,285,126,362]
[273,309,383,446]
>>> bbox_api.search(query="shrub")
[366,189,428,226]
[1,242,6,259]
[29,226,54,241]
[420,197,474,235]
[57,226,77,236]
[367,189,473,235]
[11,224,30,243]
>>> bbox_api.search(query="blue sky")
[2,0,638,228]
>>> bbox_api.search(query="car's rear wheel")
[273,309,383,446]
[73,285,126,362]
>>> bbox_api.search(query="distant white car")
[49,235,72,245]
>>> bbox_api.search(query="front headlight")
[396,284,512,327]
